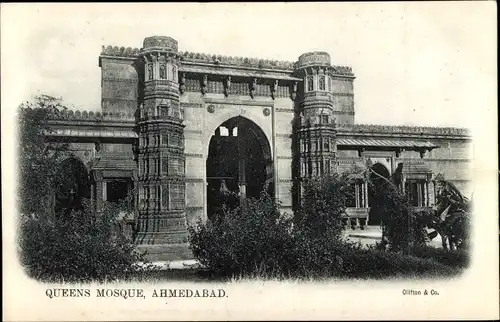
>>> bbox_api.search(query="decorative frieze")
[185,153,204,158]
[101,45,141,57]
[332,92,354,97]
[332,111,355,115]
[185,178,204,183]
[203,98,274,107]
[398,157,472,162]
[331,66,354,76]
[337,124,471,137]
[180,103,203,109]
[39,108,136,121]
[100,44,354,77]
[180,51,296,70]
[101,77,139,83]
[181,76,290,97]
[275,108,294,113]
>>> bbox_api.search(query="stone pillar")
[364,182,369,208]
[360,182,365,207]
[425,181,430,207]
[355,184,360,208]
[135,36,190,261]
[102,181,107,201]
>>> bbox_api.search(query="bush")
[371,180,428,253]
[338,247,461,279]
[188,192,461,280]
[19,199,146,283]
[188,193,295,277]
[411,245,470,269]
[295,174,354,240]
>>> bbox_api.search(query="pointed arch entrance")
[206,116,273,219]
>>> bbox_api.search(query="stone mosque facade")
[43,36,472,260]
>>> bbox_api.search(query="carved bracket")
[201,75,208,95]
[224,76,231,97]
[290,81,298,100]
[271,80,278,99]
[179,73,185,94]
[250,78,257,99]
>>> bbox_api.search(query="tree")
[367,166,428,254]
[17,94,69,217]
[295,173,355,240]
[423,176,472,250]
[19,199,146,283]
[17,94,148,282]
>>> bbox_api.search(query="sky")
[1,2,497,129]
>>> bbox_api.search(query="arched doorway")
[54,157,91,218]
[206,116,273,220]
[367,162,391,226]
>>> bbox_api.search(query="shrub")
[188,190,461,280]
[338,247,461,279]
[411,245,470,269]
[371,179,428,253]
[188,192,295,277]
[17,95,70,216]
[295,174,354,240]
[19,199,146,283]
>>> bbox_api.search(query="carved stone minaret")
[295,52,338,184]
[135,36,188,253]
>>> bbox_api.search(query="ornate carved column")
[294,52,337,207]
[135,36,189,255]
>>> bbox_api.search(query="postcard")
[2,2,498,321]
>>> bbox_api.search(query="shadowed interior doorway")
[206,116,273,220]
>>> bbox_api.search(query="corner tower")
[295,52,338,181]
[135,36,189,258]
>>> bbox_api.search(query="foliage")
[19,199,147,283]
[417,207,471,251]
[295,173,355,240]
[430,177,472,250]
[17,94,69,216]
[188,189,461,280]
[369,177,428,253]
[17,94,147,283]
[338,246,461,278]
[188,192,294,276]
[435,177,471,214]
[411,245,470,269]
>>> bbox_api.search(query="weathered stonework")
[40,35,472,260]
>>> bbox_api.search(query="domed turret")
[294,51,337,180]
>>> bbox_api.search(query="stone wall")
[180,89,295,222]
[399,139,472,197]
[331,77,355,125]
[99,57,140,116]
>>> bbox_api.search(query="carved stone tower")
[135,36,188,254]
[295,52,338,183]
